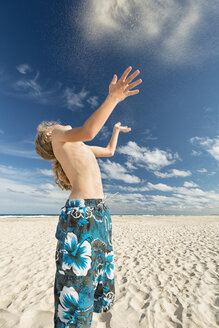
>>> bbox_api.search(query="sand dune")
[0,215,218,328]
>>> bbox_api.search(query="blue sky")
[0,0,218,215]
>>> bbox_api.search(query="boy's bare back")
[52,126,104,199]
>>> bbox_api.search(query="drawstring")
[97,191,120,209]
[104,191,120,203]
[61,192,120,210]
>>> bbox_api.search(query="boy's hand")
[114,121,131,133]
[108,66,142,103]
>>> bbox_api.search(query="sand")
[0,215,218,328]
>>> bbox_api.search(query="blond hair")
[35,121,71,190]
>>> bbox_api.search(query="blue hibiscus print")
[105,251,114,280]
[58,285,79,325]
[62,232,92,276]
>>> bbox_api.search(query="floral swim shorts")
[53,198,115,327]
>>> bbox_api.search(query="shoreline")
[0,214,218,223]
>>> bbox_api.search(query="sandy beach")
[0,215,218,328]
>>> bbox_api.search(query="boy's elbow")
[82,126,94,141]
[86,131,94,141]
[89,131,96,141]
[106,146,114,156]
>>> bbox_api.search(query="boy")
[35,66,142,327]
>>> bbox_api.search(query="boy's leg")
[93,204,115,313]
[53,199,115,327]
[54,199,96,327]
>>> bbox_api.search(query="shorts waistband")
[65,198,104,208]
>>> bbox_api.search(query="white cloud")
[162,2,201,63]
[190,135,219,162]
[148,186,219,212]
[204,107,213,113]
[142,129,151,135]
[114,185,148,192]
[79,0,219,65]
[208,171,216,176]
[154,169,191,178]
[124,161,138,170]
[147,182,173,192]
[147,187,219,211]
[190,136,212,147]
[12,70,62,104]
[98,158,142,183]
[150,194,177,203]
[63,87,99,111]
[106,181,219,211]
[63,86,88,109]
[117,141,180,171]
[174,186,206,197]
[39,169,54,177]
[0,141,39,159]
[184,181,199,188]
[144,135,158,141]
[191,150,202,156]
[208,140,219,161]
[197,168,207,173]
[0,177,69,213]
[98,125,111,140]
[0,165,68,213]
[0,165,31,178]
[114,182,173,192]
[139,129,158,140]
[14,71,41,96]
[1,67,98,111]
[16,64,32,74]
[36,183,55,192]
[87,96,98,107]
[107,184,219,214]
[0,164,54,183]
[0,163,218,215]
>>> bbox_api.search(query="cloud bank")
[79,0,219,65]
[190,135,219,163]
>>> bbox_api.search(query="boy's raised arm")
[83,66,142,140]
[53,67,142,143]
[106,122,131,155]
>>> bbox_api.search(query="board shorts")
[53,198,115,328]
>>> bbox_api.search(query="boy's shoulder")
[52,126,71,142]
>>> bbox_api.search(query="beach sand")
[0,215,218,328]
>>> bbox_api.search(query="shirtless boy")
[35,66,142,327]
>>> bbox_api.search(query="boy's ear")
[46,131,52,137]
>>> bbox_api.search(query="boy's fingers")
[126,78,142,91]
[120,66,132,82]
[110,74,117,84]
[126,70,140,85]
[127,89,139,96]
